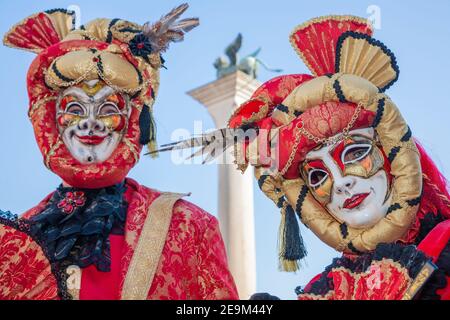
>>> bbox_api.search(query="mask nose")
[78,117,105,132]
[334,176,356,195]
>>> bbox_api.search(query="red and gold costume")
[0,6,238,300]
[225,15,449,300]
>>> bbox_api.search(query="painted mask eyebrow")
[329,134,374,170]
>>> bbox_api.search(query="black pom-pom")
[249,293,281,300]
[129,33,153,61]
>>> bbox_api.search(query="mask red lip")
[343,193,370,210]
[76,135,106,145]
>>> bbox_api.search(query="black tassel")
[139,104,158,157]
[280,204,307,271]
[139,104,151,145]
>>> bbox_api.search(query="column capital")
[187,71,261,127]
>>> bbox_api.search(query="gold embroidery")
[66,265,82,300]
[122,137,140,164]
[28,95,58,119]
[121,192,187,300]
[402,262,436,300]
[299,259,412,300]
[45,139,63,169]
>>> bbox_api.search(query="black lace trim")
[388,146,401,163]
[28,182,128,273]
[295,185,308,220]
[372,97,385,128]
[106,18,120,43]
[0,215,71,300]
[414,211,447,246]
[386,202,402,216]
[401,126,412,142]
[296,243,432,297]
[52,62,73,83]
[294,110,303,117]
[419,241,450,300]
[333,79,347,103]
[257,175,269,189]
[340,223,348,239]
[275,104,289,113]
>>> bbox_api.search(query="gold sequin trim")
[121,192,186,300]
[45,139,63,169]
[28,95,58,119]
[122,137,140,164]
[402,261,436,300]
[227,96,270,128]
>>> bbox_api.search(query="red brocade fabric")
[298,219,450,300]
[4,13,61,52]
[0,223,60,300]
[21,178,238,300]
[290,17,373,76]
[79,234,125,300]
[228,74,313,129]
[299,260,413,300]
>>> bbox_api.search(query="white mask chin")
[326,170,391,228]
[304,128,391,229]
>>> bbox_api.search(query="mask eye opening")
[308,168,329,188]
[64,102,86,116]
[97,102,121,117]
[341,143,372,165]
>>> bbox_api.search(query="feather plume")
[146,128,247,164]
[142,3,199,53]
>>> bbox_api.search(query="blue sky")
[1,0,449,299]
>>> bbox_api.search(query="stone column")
[187,71,260,299]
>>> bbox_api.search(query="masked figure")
[162,15,450,300]
[0,5,238,300]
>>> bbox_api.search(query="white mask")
[56,80,130,164]
[301,128,392,229]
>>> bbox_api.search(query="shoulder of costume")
[172,198,216,225]
[125,178,214,225]
[417,219,450,262]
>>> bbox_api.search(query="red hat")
[228,16,383,178]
